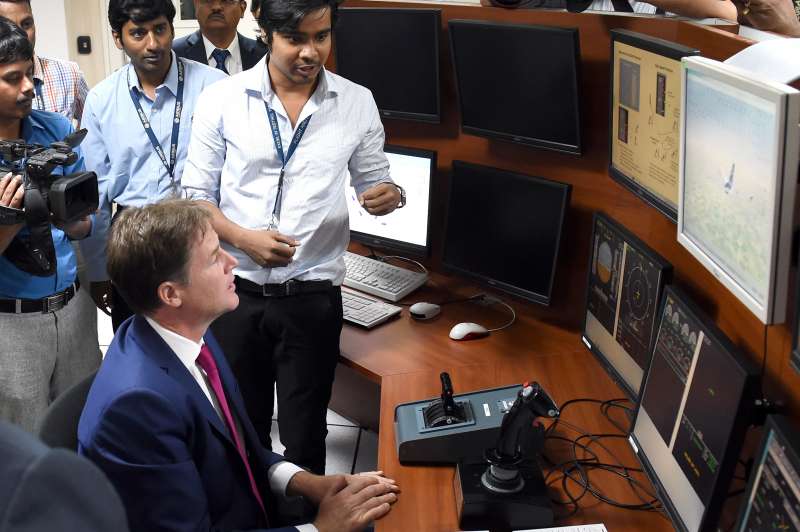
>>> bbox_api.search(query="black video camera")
[0,128,99,276]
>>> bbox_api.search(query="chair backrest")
[38,369,98,450]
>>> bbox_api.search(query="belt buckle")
[42,291,66,313]
[284,279,298,297]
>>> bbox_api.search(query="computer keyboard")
[341,287,402,328]
[343,251,428,302]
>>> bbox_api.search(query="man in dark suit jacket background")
[0,419,128,532]
[78,200,398,532]
[173,0,267,74]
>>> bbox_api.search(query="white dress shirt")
[587,0,663,13]
[202,33,243,75]
[183,56,392,286]
[144,317,317,532]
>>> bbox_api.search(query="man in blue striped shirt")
[0,17,98,432]
[79,0,225,330]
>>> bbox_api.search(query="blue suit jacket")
[78,315,296,532]
[173,30,267,71]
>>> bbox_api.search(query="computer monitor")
[609,30,699,222]
[630,285,759,532]
[442,161,570,305]
[734,415,800,531]
[678,56,800,325]
[448,19,582,155]
[334,8,441,123]
[346,145,436,257]
[582,212,672,402]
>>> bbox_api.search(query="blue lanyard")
[265,103,312,230]
[128,58,185,195]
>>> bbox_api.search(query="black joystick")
[480,382,559,494]
[423,372,467,428]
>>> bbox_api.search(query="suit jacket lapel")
[130,316,232,443]
[187,30,208,64]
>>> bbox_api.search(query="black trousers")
[211,281,343,474]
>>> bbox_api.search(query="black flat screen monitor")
[630,285,758,532]
[735,415,800,532]
[346,145,435,257]
[442,161,570,305]
[335,8,441,123]
[448,19,582,155]
[582,212,672,402]
[608,30,699,222]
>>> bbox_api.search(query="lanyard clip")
[266,213,279,232]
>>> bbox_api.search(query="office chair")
[38,369,98,450]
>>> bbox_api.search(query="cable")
[484,296,516,332]
[379,254,428,275]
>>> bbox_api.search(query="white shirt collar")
[144,316,205,372]
[201,32,241,63]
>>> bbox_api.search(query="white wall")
[30,0,69,60]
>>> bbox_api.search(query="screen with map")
[609,30,698,221]
[582,212,672,402]
[678,56,800,324]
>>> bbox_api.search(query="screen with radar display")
[346,145,435,257]
[631,286,757,532]
[582,213,671,401]
[736,416,800,532]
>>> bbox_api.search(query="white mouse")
[409,302,441,320]
[449,322,490,341]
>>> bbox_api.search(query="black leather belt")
[235,277,333,297]
[0,280,80,314]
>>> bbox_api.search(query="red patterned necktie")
[197,344,267,521]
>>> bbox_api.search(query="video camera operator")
[0,16,100,433]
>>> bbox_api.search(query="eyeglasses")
[198,0,242,6]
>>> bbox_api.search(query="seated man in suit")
[78,200,399,532]
[0,419,129,532]
[173,0,266,74]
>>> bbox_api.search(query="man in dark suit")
[78,200,398,532]
[173,0,266,74]
[0,420,129,532]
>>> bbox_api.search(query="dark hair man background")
[182,0,403,475]
[78,200,398,532]
[79,0,225,331]
[0,0,89,124]
[173,0,266,75]
[0,16,98,433]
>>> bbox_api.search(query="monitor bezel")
[442,160,571,306]
[448,19,583,155]
[334,8,442,124]
[734,415,800,531]
[580,211,673,403]
[677,56,800,325]
[348,144,437,258]
[607,30,699,223]
[629,284,759,532]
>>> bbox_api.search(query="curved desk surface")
[338,271,677,532]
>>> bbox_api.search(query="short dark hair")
[107,199,211,315]
[0,16,32,65]
[257,0,338,48]
[107,0,175,35]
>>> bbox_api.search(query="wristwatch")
[394,184,406,208]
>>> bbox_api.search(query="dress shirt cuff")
[267,461,305,496]
[294,524,319,532]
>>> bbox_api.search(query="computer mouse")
[449,322,490,341]
[409,302,441,320]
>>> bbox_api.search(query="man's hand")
[237,228,300,268]
[732,0,800,36]
[0,172,24,209]
[56,215,92,240]
[359,183,401,216]
[90,280,113,316]
[287,471,399,506]
[313,475,398,532]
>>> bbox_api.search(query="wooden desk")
[337,274,676,531]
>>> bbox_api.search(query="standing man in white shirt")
[173,0,266,75]
[182,0,403,474]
